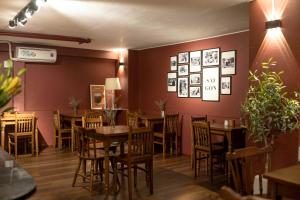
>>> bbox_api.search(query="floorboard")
[17,148,226,200]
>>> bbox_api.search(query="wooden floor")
[17,148,227,200]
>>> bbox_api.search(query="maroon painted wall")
[130,32,249,155]
[0,44,119,146]
[249,0,299,169]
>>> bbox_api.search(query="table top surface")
[264,164,300,187]
[210,123,245,131]
[93,125,129,137]
[0,149,36,200]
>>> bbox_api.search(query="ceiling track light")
[8,0,47,29]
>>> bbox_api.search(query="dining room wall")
[0,44,119,146]
[249,0,300,169]
[129,31,249,155]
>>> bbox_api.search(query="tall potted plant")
[242,58,300,172]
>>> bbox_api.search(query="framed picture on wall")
[178,64,189,76]
[170,56,177,71]
[221,50,236,75]
[202,67,220,101]
[178,52,189,64]
[189,50,201,72]
[202,48,220,67]
[221,76,232,95]
[90,85,106,109]
[190,86,201,98]
[177,77,189,98]
[167,72,177,92]
[189,73,201,85]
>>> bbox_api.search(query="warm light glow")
[260,0,287,21]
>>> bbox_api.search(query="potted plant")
[155,99,167,117]
[242,58,300,172]
[0,59,25,111]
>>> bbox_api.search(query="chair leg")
[134,164,137,188]
[127,163,133,200]
[31,134,34,156]
[194,150,197,178]
[15,137,18,159]
[72,158,82,187]
[8,138,11,155]
[210,155,213,184]
[163,137,166,159]
[89,160,94,192]
[149,159,153,195]
[58,131,62,150]
[54,130,57,148]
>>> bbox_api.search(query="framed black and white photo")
[190,86,201,98]
[202,48,220,67]
[178,52,189,64]
[177,77,189,98]
[221,76,231,95]
[167,72,177,92]
[178,64,189,76]
[189,73,201,85]
[221,50,236,75]
[202,67,220,101]
[189,50,201,72]
[170,56,177,71]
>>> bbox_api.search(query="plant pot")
[161,111,165,117]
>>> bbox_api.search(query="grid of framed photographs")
[168,48,236,101]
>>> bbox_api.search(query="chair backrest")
[191,115,207,123]
[163,113,180,136]
[126,111,140,128]
[53,110,61,129]
[226,145,273,195]
[75,126,99,159]
[82,112,103,128]
[15,112,35,135]
[192,121,212,152]
[128,127,153,158]
[53,110,72,129]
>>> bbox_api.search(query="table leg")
[104,140,111,194]
[1,123,5,151]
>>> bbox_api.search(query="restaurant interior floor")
[17,148,227,200]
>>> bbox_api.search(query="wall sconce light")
[266,19,282,29]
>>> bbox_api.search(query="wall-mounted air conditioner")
[15,46,57,63]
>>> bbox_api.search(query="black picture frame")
[221,50,237,75]
[177,76,189,98]
[178,64,189,76]
[178,52,189,64]
[167,72,177,92]
[221,76,232,95]
[170,56,177,71]
[202,47,220,67]
[189,50,202,72]
[202,67,220,102]
[189,73,201,85]
[189,86,201,98]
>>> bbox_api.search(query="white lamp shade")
[105,78,121,90]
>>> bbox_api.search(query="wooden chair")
[226,145,273,195]
[114,127,153,200]
[53,110,72,149]
[126,111,140,128]
[153,113,181,159]
[190,115,207,168]
[8,113,37,159]
[219,186,270,200]
[72,127,107,192]
[191,121,225,183]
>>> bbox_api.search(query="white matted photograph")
[178,65,189,76]
[167,72,177,92]
[178,52,189,64]
[202,48,220,67]
[189,86,201,98]
[202,67,220,101]
[221,50,236,75]
[177,77,189,98]
[170,56,177,71]
[189,50,201,72]
[189,73,201,85]
[221,76,231,95]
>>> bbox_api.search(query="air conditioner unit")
[15,47,57,63]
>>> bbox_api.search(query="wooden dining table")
[264,164,300,199]
[90,125,129,194]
